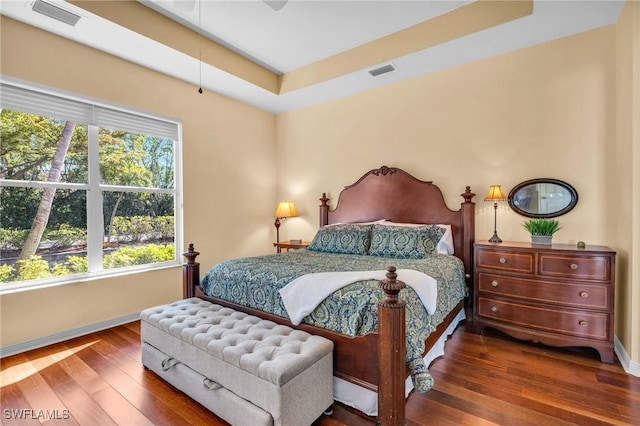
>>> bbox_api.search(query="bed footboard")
[181,245,407,424]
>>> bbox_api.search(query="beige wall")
[614,0,640,363]
[277,22,639,365]
[277,25,616,246]
[0,17,277,347]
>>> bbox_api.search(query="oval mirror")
[508,178,578,218]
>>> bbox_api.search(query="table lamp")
[274,201,298,243]
[485,185,506,243]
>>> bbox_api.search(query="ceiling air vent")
[32,0,81,26]
[368,64,396,77]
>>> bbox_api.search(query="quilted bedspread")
[200,249,467,392]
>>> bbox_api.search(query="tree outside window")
[0,83,180,289]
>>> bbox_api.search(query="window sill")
[0,261,181,295]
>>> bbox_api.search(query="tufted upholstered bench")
[140,297,334,426]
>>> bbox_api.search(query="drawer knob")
[570,263,578,270]
[499,257,507,264]
[491,280,499,287]
[491,306,498,313]
[579,320,588,327]
[579,291,589,298]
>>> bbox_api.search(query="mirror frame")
[507,178,578,218]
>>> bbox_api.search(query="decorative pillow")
[307,224,373,255]
[382,221,454,255]
[369,224,446,259]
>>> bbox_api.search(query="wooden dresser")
[473,241,616,363]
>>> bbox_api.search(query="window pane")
[102,191,175,270]
[0,187,87,284]
[0,110,88,183]
[99,128,174,189]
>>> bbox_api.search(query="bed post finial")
[460,187,476,286]
[461,186,475,204]
[182,244,200,299]
[377,266,407,425]
[319,193,330,227]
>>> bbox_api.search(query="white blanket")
[279,269,437,325]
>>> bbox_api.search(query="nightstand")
[273,240,310,253]
[473,241,616,363]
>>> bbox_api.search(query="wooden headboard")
[319,165,476,279]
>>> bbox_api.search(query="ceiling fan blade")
[264,0,288,12]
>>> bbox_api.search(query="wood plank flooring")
[1,320,638,425]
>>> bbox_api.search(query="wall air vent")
[32,0,81,26]
[368,64,396,77]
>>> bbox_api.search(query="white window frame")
[0,77,183,293]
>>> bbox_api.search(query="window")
[0,79,181,291]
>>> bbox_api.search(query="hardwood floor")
[1,321,638,425]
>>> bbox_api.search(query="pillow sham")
[382,221,454,255]
[307,223,373,255]
[369,224,446,259]
[325,219,387,227]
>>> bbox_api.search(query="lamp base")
[274,218,281,243]
[488,233,502,243]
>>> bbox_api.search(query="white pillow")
[381,221,454,255]
[326,219,387,227]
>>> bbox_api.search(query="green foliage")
[155,216,175,239]
[0,226,87,251]
[2,110,174,230]
[0,187,87,230]
[110,215,173,242]
[0,110,88,182]
[0,214,172,255]
[51,263,70,277]
[0,228,29,250]
[44,224,87,250]
[0,244,172,283]
[0,187,44,229]
[0,264,14,282]
[65,256,88,273]
[523,218,562,235]
[103,243,174,269]
[2,110,176,284]
[15,255,51,281]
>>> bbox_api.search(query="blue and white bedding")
[200,236,466,392]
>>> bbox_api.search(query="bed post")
[319,193,329,227]
[460,186,476,282]
[182,243,200,299]
[377,266,406,426]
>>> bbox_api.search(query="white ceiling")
[0,1,626,113]
[141,0,473,74]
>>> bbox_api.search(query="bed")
[182,165,476,419]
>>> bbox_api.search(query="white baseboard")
[614,335,640,377]
[0,312,140,358]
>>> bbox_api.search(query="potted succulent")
[523,218,561,245]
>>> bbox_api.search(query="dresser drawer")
[477,273,609,310]
[477,297,609,340]
[539,254,612,281]
[475,249,534,274]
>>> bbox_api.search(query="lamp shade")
[484,185,506,202]
[274,201,298,219]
